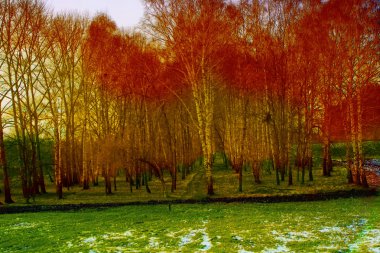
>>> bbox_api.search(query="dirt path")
[181,153,227,199]
[181,168,205,199]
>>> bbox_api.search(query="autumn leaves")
[0,0,379,202]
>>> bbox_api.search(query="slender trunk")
[288,165,293,186]
[30,83,46,193]
[29,119,40,195]
[308,156,313,182]
[348,96,360,185]
[253,161,261,184]
[357,92,368,187]
[280,164,285,182]
[322,104,332,177]
[130,176,133,193]
[270,123,280,186]
[323,137,332,177]
[104,164,112,194]
[82,123,89,190]
[11,81,30,201]
[346,141,353,183]
[171,167,176,193]
[238,165,243,192]
[343,101,354,184]
[55,140,63,199]
[0,110,14,204]
[36,136,46,193]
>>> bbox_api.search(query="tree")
[2,0,50,201]
[145,0,235,195]
[324,0,379,186]
[0,1,14,204]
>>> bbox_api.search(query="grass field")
[0,196,379,252]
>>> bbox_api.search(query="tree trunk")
[253,161,261,184]
[144,173,151,193]
[171,167,176,193]
[55,141,63,199]
[323,138,332,177]
[356,92,368,187]
[308,156,313,182]
[36,137,46,193]
[104,164,112,195]
[288,165,293,186]
[238,165,243,192]
[0,110,14,204]
[348,95,360,185]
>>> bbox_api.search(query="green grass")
[1,164,367,207]
[0,161,370,206]
[0,196,379,252]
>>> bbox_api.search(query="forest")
[0,0,379,205]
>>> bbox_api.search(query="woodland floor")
[0,153,378,212]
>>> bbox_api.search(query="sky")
[44,0,145,29]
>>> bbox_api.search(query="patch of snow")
[124,230,133,237]
[178,225,212,251]
[271,230,289,243]
[319,226,342,233]
[232,235,243,241]
[262,244,290,253]
[347,218,368,232]
[287,231,311,238]
[358,219,368,226]
[83,237,96,244]
[179,229,198,246]
[348,229,380,253]
[148,237,159,248]
[200,231,212,251]
[12,222,37,229]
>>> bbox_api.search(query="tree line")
[0,0,379,203]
